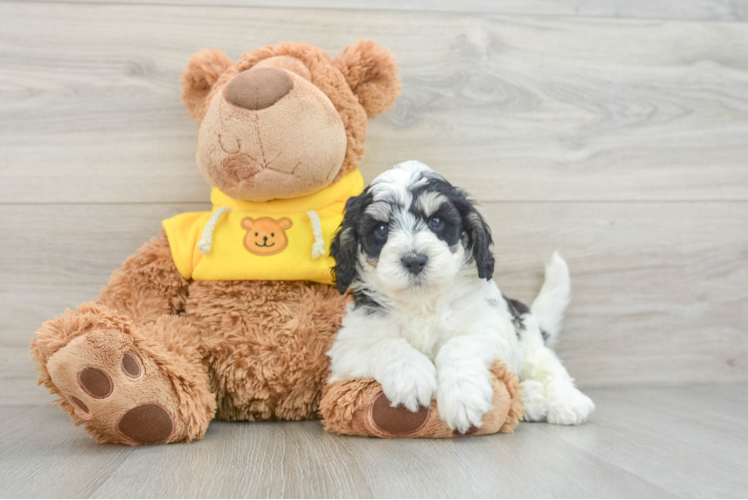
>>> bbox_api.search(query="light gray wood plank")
[0,203,208,406]
[479,201,748,389]
[3,385,748,498]
[12,0,748,23]
[93,422,371,498]
[0,406,663,498]
[3,3,748,203]
[2,202,746,405]
[553,384,748,498]
[0,405,134,498]
[333,421,674,498]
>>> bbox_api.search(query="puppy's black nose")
[401,254,428,275]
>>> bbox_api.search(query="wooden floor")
[2,0,748,498]
[1,384,747,498]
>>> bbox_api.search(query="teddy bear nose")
[224,68,294,111]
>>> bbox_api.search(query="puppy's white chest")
[397,300,473,359]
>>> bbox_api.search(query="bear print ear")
[278,218,293,230]
[333,40,401,119]
[181,48,234,122]
[241,217,255,230]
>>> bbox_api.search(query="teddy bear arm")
[320,361,524,438]
[97,230,189,324]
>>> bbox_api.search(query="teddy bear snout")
[224,68,294,111]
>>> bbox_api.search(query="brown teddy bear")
[321,361,523,438]
[30,40,522,445]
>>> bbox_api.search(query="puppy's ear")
[333,40,401,119]
[181,48,233,122]
[331,192,369,294]
[452,189,495,280]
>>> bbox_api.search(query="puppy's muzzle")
[401,254,428,276]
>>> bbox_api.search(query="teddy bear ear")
[181,48,234,121]
[241,217,255,229]
[333,40,401,119]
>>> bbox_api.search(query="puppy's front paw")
[546,387,595,425]
[437,375,493,434]
[379,355,437,412]
[520,379,548,422]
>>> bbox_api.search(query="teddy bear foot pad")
[31,304,216,446]
[45,330,183,445]
[368,392,481,437]
[320,361,524,438]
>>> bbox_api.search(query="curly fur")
[333,39,402,119]
[30,41,400,445]
[181,48,234,122]
[32,302,216,444]
[326,162,594,434]
[319,361,523,438]
[187,41,400,184]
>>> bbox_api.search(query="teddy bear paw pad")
[78,367,113,398]
[69,395,90,414]
[45,330,184,445]
[122,352,142,378]
[370,392,431,436]
[117,403,175,445]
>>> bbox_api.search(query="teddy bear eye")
[255,232,258,236]
[271,233,275,237]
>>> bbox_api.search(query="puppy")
[327,161,594,433]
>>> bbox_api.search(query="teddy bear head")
[181,40,400,202]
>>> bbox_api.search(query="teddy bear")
[321,361,523,438]
[30,40,523,446]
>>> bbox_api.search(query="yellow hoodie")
[162,171,363,285]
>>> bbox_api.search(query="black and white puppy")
[328,161,594,433]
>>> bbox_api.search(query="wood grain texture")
[2,2,748,497]
[2,384,747,498]
[13,0,748,22]
[3,202,746,404]
[3,3,748,203]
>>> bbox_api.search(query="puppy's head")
[331,160,494,296]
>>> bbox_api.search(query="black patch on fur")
[408,173,495,279]
[330,190,372,294]
[332,168,496,293]
[408,179,462,248]
[460,204,495,280]
[504,295,529,339]
[540,329,550,343]
[351,289,385,316]
[358,213,389,260]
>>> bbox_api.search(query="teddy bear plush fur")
[321,361,523,438]
[31,40,523,445]
[31,40,401,445]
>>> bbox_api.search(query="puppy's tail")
[531,252,571,348]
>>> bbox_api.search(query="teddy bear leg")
[31,302,215,445]
[97,230,189,324]
[320,361,524,438]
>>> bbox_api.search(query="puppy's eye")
[428,217,445,231]
[374,223,389,240]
